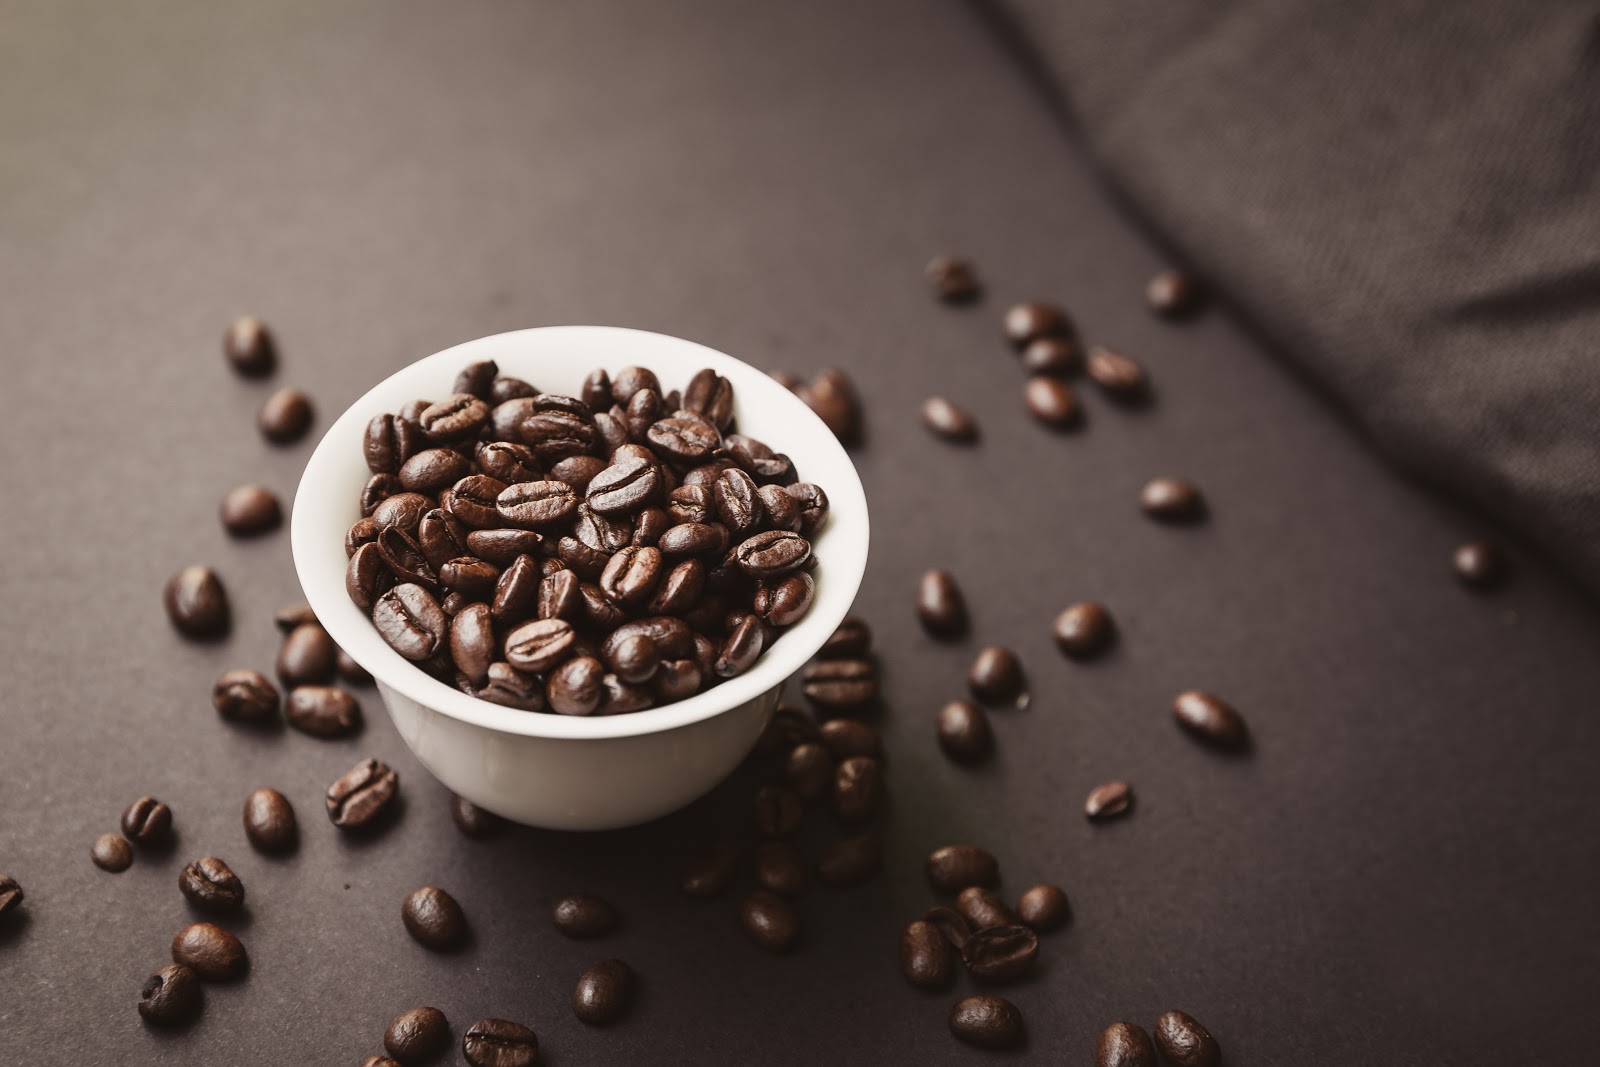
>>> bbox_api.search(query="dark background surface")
[3,2,1598,1063]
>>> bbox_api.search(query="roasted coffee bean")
[786,482,829,535]
[599,673,653,715]
[833,756,882,823]
[755,785,804,837]
[525,565,577,621]
[1085,780,1134,820]
[286,685,362,738]
[439,556,499,599]
[213,669,280,725]
[927,845,998,892]
[575,367,610,411]
[802,659,877,711]
[1454,539,1508,588]
[713,468,762,535]
[138,963,202,1027]
[178,856,245,914]
[346,516,380,557]
[259,387,313,443]
[465,661,545,711]
[715,614,766,678]
[274,601,317,632]
[504,618,576,673]
[475,441,543,486]
[658,521,729,557]
[1053,601,1114,658]
[1004,300,1072,348]
[491,376,537,405]
[922,906,974,949]
[399,447,472,493]
[1087,346,1150,401]
[578,581,627,629]
[819,614,871,658]
[277,623,337,687]
[652,657,702,702]
[573,959,634,1025]
[449,602,495,684]
[630,505,671,546]
[1097,1021,1157,1067]
[754,703,816,756]
[950,995,1024,1050]
[608,366,660,407]
[1021,335,1081,376]
[684,368,735,428]
[165,565,230,638]
[346,542,392,612]
[574,503,631,553]
[492,396,541,442]
[1017,884,1070,931]
[956,886,1018,932]
[326,758,399,830]
[420,393,490,441]
[587,454,660,514]
[385,1005,451,1063]
[361,473,401,518]
[681,842,741,897]
[552,892,619,938]
[920,397,978,443]
[497,480,578,527]
[968,646,1024,704]
[223,316,275,377]
[1024,375,1081,428]
[372,492,430,533]
[403,886,468,951]
[817,832,883,888]
[926,255,981,303]
[372,584,447,661]
[937,701,993,764]
[548,656,605,715]
[753,572,814,627]
[818,719,882,759]
[624,388,665,441]
[740,888,801,952]
[917,569,967,638]
[962,925,1038,983]
[785,742,836,801]
[454,359,499,399]
[645,559,705,615]
[1153,1011,1221,1067]
[798,369,861,445]
[605,633,661,685]
[378,528,439,588]
[466,528,543,566]
[754,840,809,896]
[122,796,173,846]
[440,474,507,529]
[451,794,503,839]
[243,788,297,854]
[1172,690,1249,749]
[1147,269,1203,318]
[551,454,609,494]
[399,399,431,423]
[646,417,720,462]
[91,833,133,872]
[599,546,664,606]
[171,922,248,982]
[604,616,695,660]
[219,484,282,536]
[756,483,800,531]
[365,414,419,474]
[1140,477,1205,521]
[668,484,713,525]
[901,920,955,989]
[462,1017,539,1067]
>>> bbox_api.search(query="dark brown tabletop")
[3,2,1597,1063]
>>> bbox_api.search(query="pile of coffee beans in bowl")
[345,360,830,715]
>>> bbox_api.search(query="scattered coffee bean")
[901,920,955,990]
[277,622,338,686]
[1153,1010,1221,1067]
[385,1006,451,1064]
[171,922,248,982]
[755,785,805,837]
[817,719,882,760]
[1003,301,1072,348]
[961,925,1038,983]
[242,788,297,854]
[1053,601,1115,658]
[553,892,619,939]
[950,994,1024,1050]
[286,685,363,739]
[91,832,133,872]
[1021,335,1080,376]
[802,658,878,711]
[1087,346,1150,401]
[1454,539,1508,588]
[1140,477,1205,522]
[259,387,314,443]
[179,856,245,914]
[681,842,741,897]
[1172,690,1249,749]
[573,958,635,1025]
[740,888,801,952]
[219,484,282,536]
[212,669,280,725]
[0,874,23,916]
[1024,376,1081,429]
[402,886,468,951]
[326,758,400,831]
[922,905,974,950]
[927,845,999,892]
[921,397,978,443]
[796,368,861,445]
[1097,1021,1158,1067]
[1146,269,1203,318]
[450,794,503,839]
[754,840,810,896]
[832,756,883,823]
[462,1018,539,1067]
[816,833,883,888]
[122,796,173,847]
[917,569,968,638]
[937,701,993,764]
[819,614,872,658]
[337,648,373,686]
[1085,780,1134,820]
[274,601,317,632]
[956,886,1018,932]
[164,565,230,638]
[968,646,1024,704]
[223,316,275,377]
[926,256,981,303]
[785,742,836,801]
[1017,884,1070,932]
[138,963,202,1027]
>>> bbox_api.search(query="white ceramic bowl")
[291,327,869,830]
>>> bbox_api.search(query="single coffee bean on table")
[920,396,979,443]
[91,832,134,872]
[937,700,993,765]
[274,600,317,632]
[926,255,981,303]
[572,958,635,1025]
[1453,539,1509,588]
[1086,780,1135,821]
[402,886,469,951]
[285,685,362,738]
[754,840,810,896]
[1024,375,1082,429]
[1087,346,1150,402]
[967,646,1024,704]
[1053,601,1115,658]
[213,669,281,725]
[0,874,23,916]
[1146,269,1203,318]
[1017,884,1070,932]
[121,795,173,847]
[552,891,619,939]
[961,924,1039,983]
[801,658,878,712]
[326,758,400,831]
[816,833,883,888]
[219,484,282,536]
[1140,477,1206,522]
[171,922,248,981]
[179,856,245,914]
[223,316,275,377]
[1097,1021,1158,1067]
[1021,335,1081,376]
[785,741,836,801]
[832,756,883,823]
[901,919,955,990]
[926,845,999,892]
[462,1017,539,1067]
[258,387,314,444]
[277,622,338,686]
[385,1006,451,1063]
[949,994,1024,1050]
[137,963,202,1027]
[917,569,968,638]
[243,787,297,853]
[681,842,741,897]
[164,565,230,639]
[740,888,801,953]
[1153,1010,1221,1067]
[450,794,503,839]
[956,886,1019,932]
[1172,690,1250,750]
[1003,301,1073,348]
[817,719,882,759]
[795,368,861,445]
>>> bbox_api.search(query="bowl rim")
[290,325,870,740]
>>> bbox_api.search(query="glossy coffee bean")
[785,742,836,801]
[1454,539,1508,588]
[326,758,399,831]
[921,397,978,443]
[1003,301,1072,348]
[274,601,317,632]
[715,614,766,678]
[553,892,619,939]
[600,546,664,606]
[286,685,362,739]
[450,602,496,685]
[548,655,606,716]
[122,796,173,846]
[219,484,282,536]
[1017,884,1070,932]
[372,584,448,661]
[968,646,1024,703]
[466,528,543,565]
[753,572,814,627]
[178,856,245,914]
[258,387,313,443]
[420,393,490,441]
[1087,346,1149,401]
[164,565,230,638]
[961,924,1038,983]
[802,659,878,711]
[735,530,811,578]
[754,840,809,896]
[464,661,545,711]
[462,1018,538,1067]
[1021,335,1080,376]
[1172,690,1249,749]
[1024,376,1081,428]
[450,794,503,839]
[92,833,133,872]
[1140,477,1205,522]
[0,875,22,916]
[917,569,967,638]
[385,1006,451,1064]
[937,701,993,765]
[1053,601,1114,658]
[497,480,578,528]
[1146,269,1202,318]
[786,482,830,534]
[400,447,473,493]
[372,492,431,534]
[740,889,801,952]
[956,886,1018,932]
[403,886,468,951]
[1086,780,1134,820]
[223,316,275,377]
[901,920,955,989]
[361,473,404,519]
[818,719,882,759]
[171,922,248,981]
[755,785,804,837]
[816,833,883,888]
[277,622,337,686]
[926,255,981,303]
[833,756,882,823]
[213,669,280,725]
[819,615,871,659]
[243,788,297,854]
[798,368,861,445]
[1097,1021,1157,1067]
[950,995,1024,1050]
[138,963,202,1027]
[681,842,741,897]
[454,359,499,399]
[504,618,576,673]
[573,959,635,1025]
[1153,1011,1221,1067]
[926,845,998,892]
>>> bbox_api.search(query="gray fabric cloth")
[995,0,1600,593]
